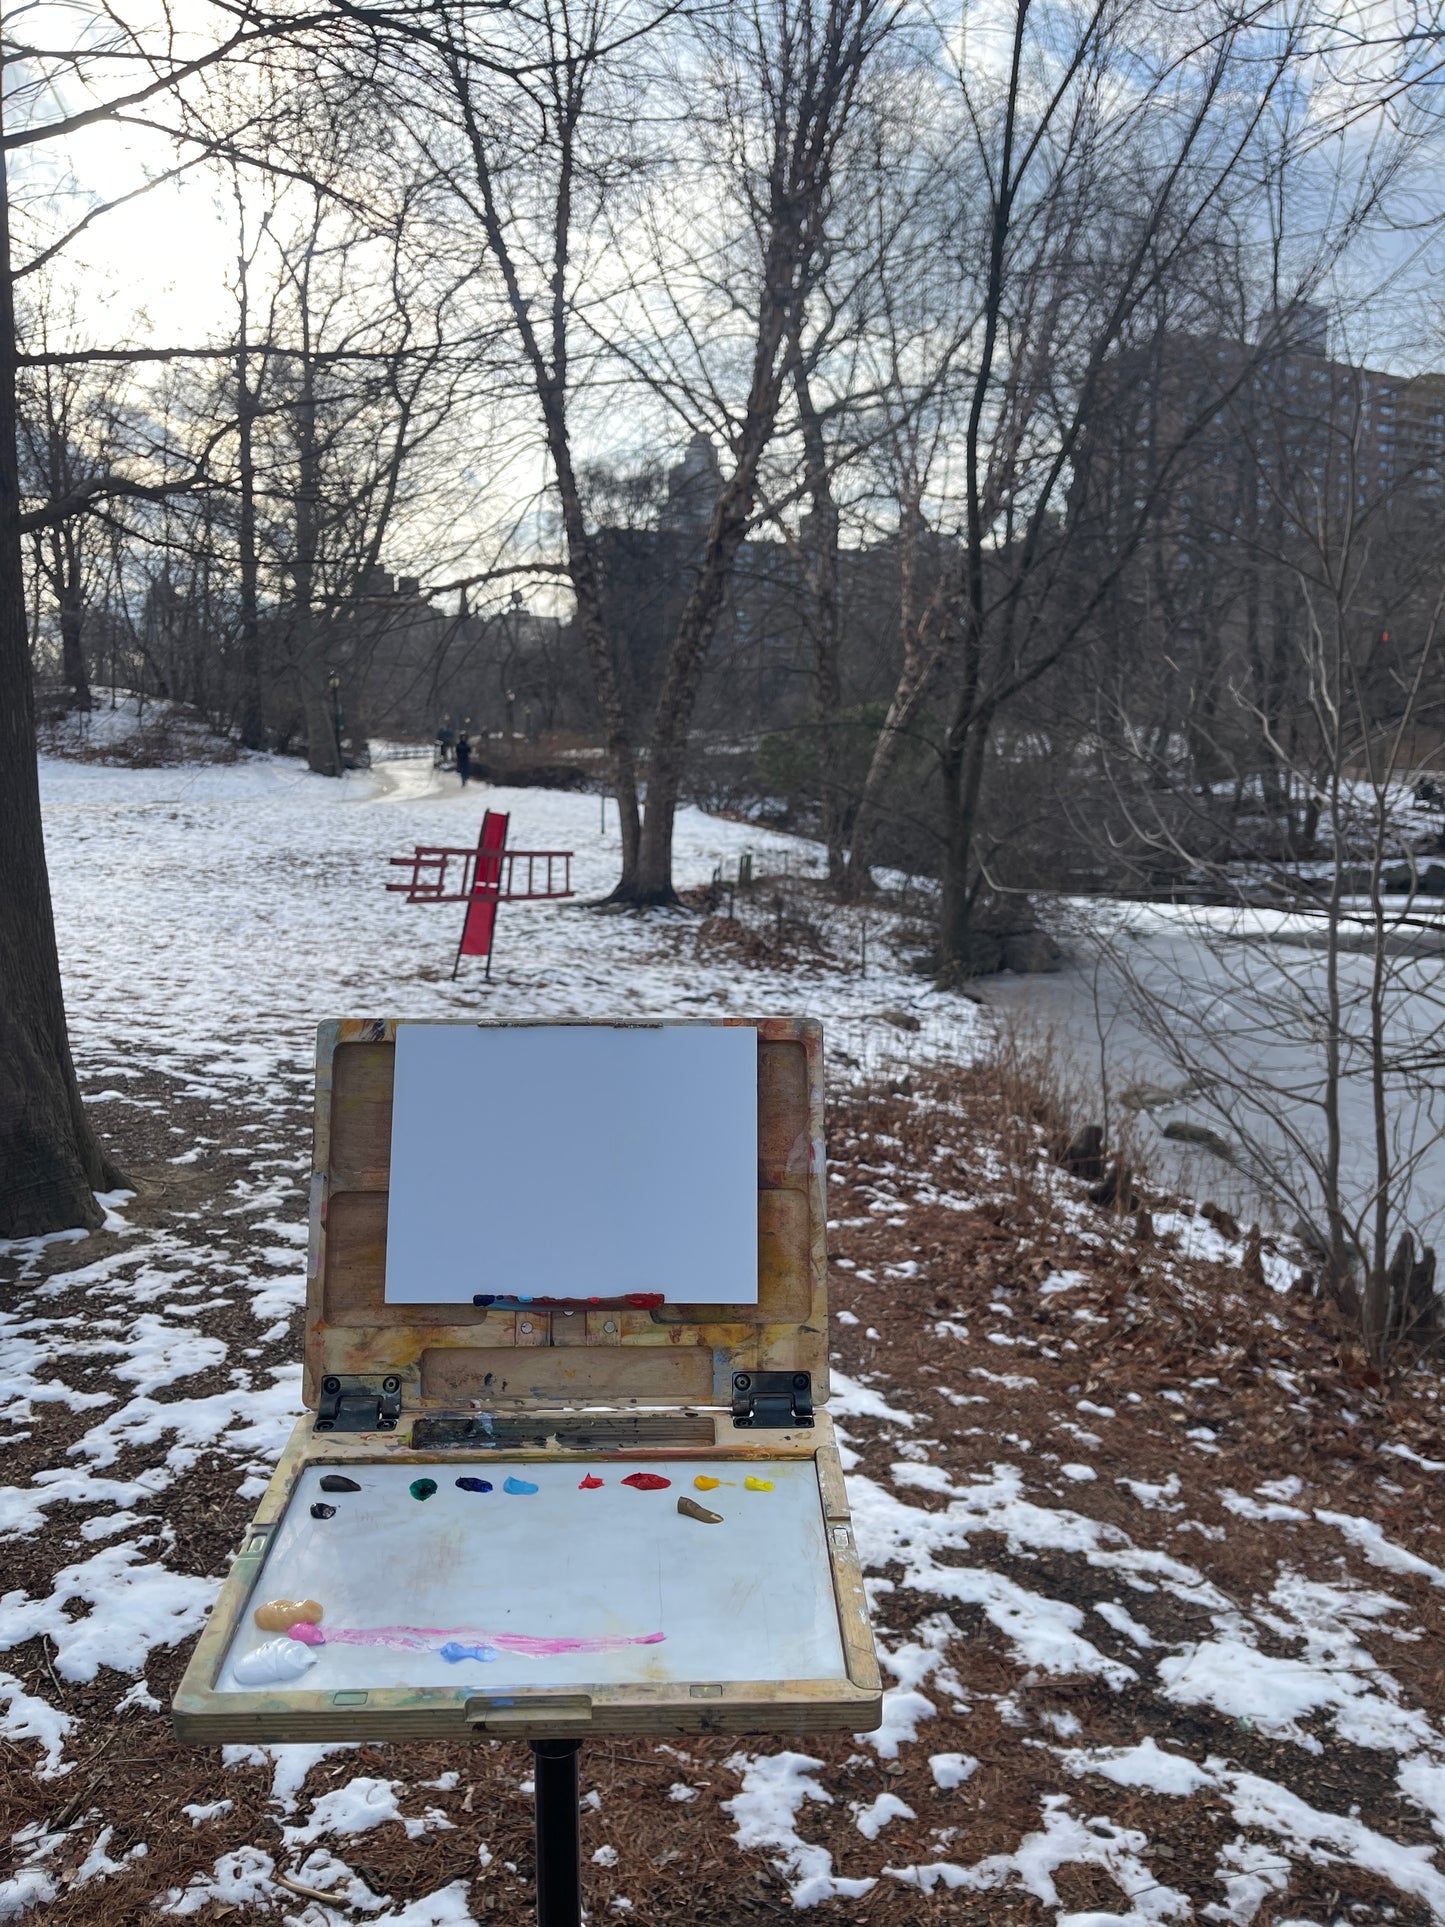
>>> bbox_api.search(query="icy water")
[988,899,1445,1252]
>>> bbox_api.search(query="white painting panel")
[383,1023,758,1305]
[214,1458,846,1692]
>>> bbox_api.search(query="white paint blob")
[231,1638,317,1685]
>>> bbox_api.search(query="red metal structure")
[387,810,575,979]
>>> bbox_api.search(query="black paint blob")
[319,1475,361,1493]
[309,1502,336,1520]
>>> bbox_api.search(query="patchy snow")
[4,755,1445,1923]
[885,1793,1192,1920]
[0,1674,75,1778]
[1317,1508,1445,1588]
[1062,1744,1445,1915]
[721,1751,876,1906]
[850,1790,916,1839]
[0,1542,217,1682]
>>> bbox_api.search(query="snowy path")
[3,754,1445,1924]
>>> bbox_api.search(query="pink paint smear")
[287,1621,665,1657]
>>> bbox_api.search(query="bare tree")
[0,0,327,1235]
[1083,334,1445,1365]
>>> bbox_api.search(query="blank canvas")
[215,1456,845,1692]
[384,1023,758,1304]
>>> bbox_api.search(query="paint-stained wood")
[328,1042,394,1190]
[307,1018,830,1410]
[421,1345,718,1405]
[172,1409,882,1744]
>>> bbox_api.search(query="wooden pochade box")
[172,1017,882,1745]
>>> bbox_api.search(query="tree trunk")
[624,233,804,904]
[792,349,844,884]
[937,701,993,979]
[0,105,125,1236]
[627,467,767,903]
[543,398,642,882]
[290,345,340,778]
[844,501,946,899]
[57,536,88,709]
[236,336,264,751]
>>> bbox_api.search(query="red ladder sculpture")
[387,810,575,979]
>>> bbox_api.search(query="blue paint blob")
[439,1641,500,1664]
[456,1477,493,1494]
[503,1475,539,1496]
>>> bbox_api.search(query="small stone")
[878,1007,921,1032]
[319,1474,361,1493]
[677,1496,722,1525]
[309,1502,336,1520]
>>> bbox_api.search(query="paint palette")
[213,1458,847,1696]
[172,1018,881,1743]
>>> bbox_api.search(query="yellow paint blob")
[744,1476,775,1493]
[693,1475,734,1492]
[253,1598,323,1632]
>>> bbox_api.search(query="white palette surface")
[216,1458,846,1694]
[384,1023,760,1305]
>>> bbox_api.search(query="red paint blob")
[578,1474,604,1490]
[624,1293,665,1309]
[621,1473,671,1491]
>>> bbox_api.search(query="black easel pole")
[530,1738,582,1927]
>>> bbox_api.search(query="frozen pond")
[986,898,1445,1259]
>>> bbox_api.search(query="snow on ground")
[39,751,975,1094]
[4,753,1445,1923]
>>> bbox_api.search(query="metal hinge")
[731,1371,814,1429]
[315,1375,402,1432]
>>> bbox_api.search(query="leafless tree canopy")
[7,0,1445,1233]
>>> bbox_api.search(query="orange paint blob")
[253,1598,323,1632]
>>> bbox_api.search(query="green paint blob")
[409,1477,438,1502]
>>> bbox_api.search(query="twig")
[40,1637,65,1702]
[273,1870,357,1907]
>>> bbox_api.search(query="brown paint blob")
[677,1496,722,1525]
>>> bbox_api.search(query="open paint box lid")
[307,1017,830,1422]
[171,1017,880,1744]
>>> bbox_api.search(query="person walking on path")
[455,732,472,787]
